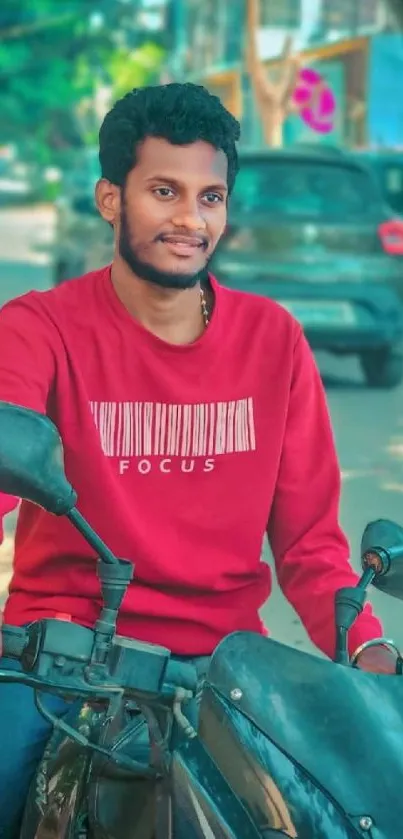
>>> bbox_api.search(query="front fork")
[20,703,95,839]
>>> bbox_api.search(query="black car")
[212,147,403,388]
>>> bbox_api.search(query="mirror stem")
[334,571,378,664]
[356,567,376,589]
[335,626,349,665]
[334,585,368,665]
[67,507,119,565]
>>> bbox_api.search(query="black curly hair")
[99,82,240,194]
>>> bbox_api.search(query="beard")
[119,205,211,291]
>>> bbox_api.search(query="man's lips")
[159,234,207,256]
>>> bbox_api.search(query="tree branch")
[0,13,76,42]
[246,0,277,98]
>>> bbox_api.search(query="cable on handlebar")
[172,688,197,738]
[0,668,120,698]
[33,691,159,779]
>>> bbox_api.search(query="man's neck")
[110,258,207,345]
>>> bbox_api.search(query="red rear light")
[378,219,403,255]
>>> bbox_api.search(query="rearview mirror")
[0,403,77,515]
[361,519,403,600]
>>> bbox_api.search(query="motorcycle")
[0,402,403,838]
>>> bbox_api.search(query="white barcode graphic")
[89,399,256,458]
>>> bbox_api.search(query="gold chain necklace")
[200,287,210,328]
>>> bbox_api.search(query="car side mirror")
[0,402,77,515]
[361,519,403,600]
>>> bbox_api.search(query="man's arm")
[0,294,56,541]
[267,328,383,660]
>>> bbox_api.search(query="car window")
[231,160,381,221]
[379,164,403,214]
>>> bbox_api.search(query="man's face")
[100,137,228,290]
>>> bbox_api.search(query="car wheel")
[360,348,403,389]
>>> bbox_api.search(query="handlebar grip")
[1,625,28,659]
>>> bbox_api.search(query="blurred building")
[261,0,302,27]
[170,0,303,77]
[165,0,396,79]
[318,0,393,36]
[168,0,245,76]
[162,0,402,150]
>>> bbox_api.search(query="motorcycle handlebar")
[0,620,199,700]
[1,624,28,659]
[0,620,200,780]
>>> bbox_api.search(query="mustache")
[119,210,211,290]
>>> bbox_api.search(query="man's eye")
[204,193,224,204]
[154,187,174,198]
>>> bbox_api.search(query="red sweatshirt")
[0,266,382,657]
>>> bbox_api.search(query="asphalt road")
[1,205,403,658]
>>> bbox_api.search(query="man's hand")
[355,644,399,675]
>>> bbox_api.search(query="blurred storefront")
[166,0,402,150]
[317,0,391,36]
[367,34,403,147]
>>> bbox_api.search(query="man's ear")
[95,179,121,225]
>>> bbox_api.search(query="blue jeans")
[0,655,209,839]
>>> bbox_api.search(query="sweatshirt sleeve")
[267,327,383,660]
[0,295,56,541]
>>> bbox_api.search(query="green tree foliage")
[0,0,165,163]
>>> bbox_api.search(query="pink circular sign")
[292,67,336,134]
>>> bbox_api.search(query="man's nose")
[171,202,207,231]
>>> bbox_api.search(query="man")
[0,83,393,837]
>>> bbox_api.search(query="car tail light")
[378,219,403,255]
